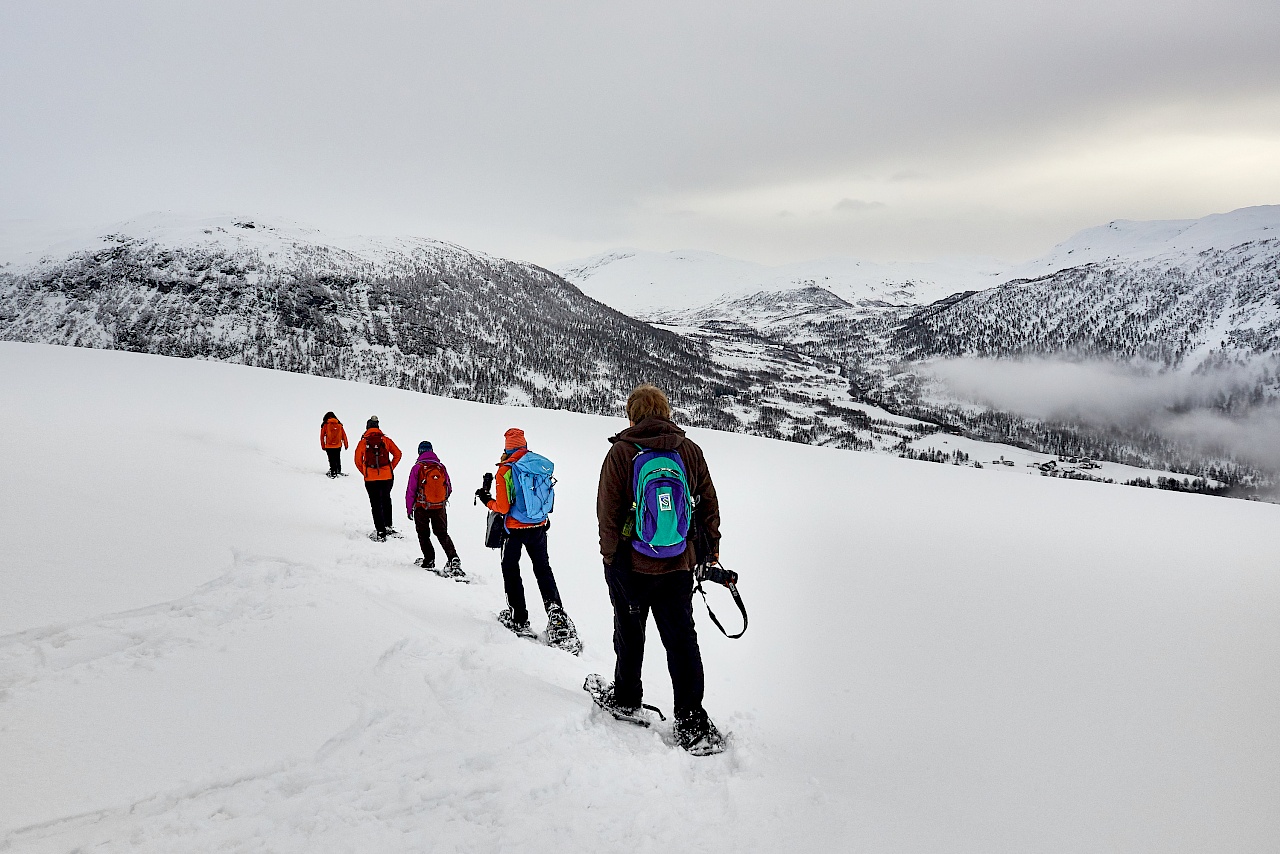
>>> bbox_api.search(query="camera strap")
[695,568,748,639]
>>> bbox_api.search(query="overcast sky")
[2,0,1279,265]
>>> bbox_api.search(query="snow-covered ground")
[2,342,1278,852]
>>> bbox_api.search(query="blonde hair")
[626,384,672,423]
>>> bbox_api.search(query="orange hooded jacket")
[355,429,402,481]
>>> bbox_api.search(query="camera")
[695,562,738,588]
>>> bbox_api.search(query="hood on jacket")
[609,416,685,451]
[415,450,442,464]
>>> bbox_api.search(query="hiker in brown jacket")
[594,383,725,753]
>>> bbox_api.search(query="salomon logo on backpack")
[630,446,693,558]
[508,452,555,524]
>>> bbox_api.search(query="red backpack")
[415,461,451,508]
[364,432,389,470]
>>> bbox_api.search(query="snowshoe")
[545,603,582,655]
[383,527,404,539]
[497,608,537,639]
[326,471,338,479]
[415,557,470,582]
[369,531,387,542]
[582,674,662,727]
[442,557,470,582]
[672,709,727,756]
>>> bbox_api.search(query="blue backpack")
[630,446,693,558]
[507,451,556,525]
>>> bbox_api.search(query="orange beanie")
[504,428,526,450]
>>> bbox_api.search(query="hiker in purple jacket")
[405,441,464,579]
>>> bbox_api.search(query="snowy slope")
[555,248,1009,316]
[2,342,1278,852]
[1012,205,1280,278]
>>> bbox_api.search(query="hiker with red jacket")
[320,411,348,477]
[590,384,726,754]
[405,440,464,579]
[475,428,580,653]
[355,415,403,542]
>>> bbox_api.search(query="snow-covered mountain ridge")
[554,247,1009,316]
[566,207,1280,490]
[0,213,892,453]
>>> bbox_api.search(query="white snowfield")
[1,342,1277,853]
[1012,204,1280,279]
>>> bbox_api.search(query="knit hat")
[418,440,433,454]
[504,427,526,451]
[366,416,379,429]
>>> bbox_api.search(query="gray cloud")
[834,198,887,212]
[927,357,1280,470]
[1,1,1279,264]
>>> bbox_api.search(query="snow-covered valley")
[1,342,1277,852]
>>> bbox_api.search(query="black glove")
[475,488,493,505]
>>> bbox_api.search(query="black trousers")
[605,558,705,717]
[364,478,394,534]
[414,507,458,565]
[325,447,342,474]
[500,526,561,624]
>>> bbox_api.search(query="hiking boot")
[370,531,387,542]
[414,557,435,570]
[497,608,536,639]
[444,556,463,577]
[545,603,582,654]
[672,708,726,756]
[595,677,639,717]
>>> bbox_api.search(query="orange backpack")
[322,419,343,446]
[415,462,451,508]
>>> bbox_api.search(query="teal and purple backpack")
[629,445,693,558]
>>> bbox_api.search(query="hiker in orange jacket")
[320,411,349,477]
[355,415,403,541]
[475,428,577,650]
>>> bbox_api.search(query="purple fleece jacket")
[405,451,451,515]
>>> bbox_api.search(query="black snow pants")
[605,556,705,717]
[325,447,342,475]
[364,478,395,534]
[500,525,561,624]
[414,507,458,565]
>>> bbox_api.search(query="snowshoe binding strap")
[694,561,747,639]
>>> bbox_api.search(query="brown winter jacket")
[597,416,720,575]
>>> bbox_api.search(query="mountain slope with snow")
[555,248,1008,316]
[2,343,1278,852]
